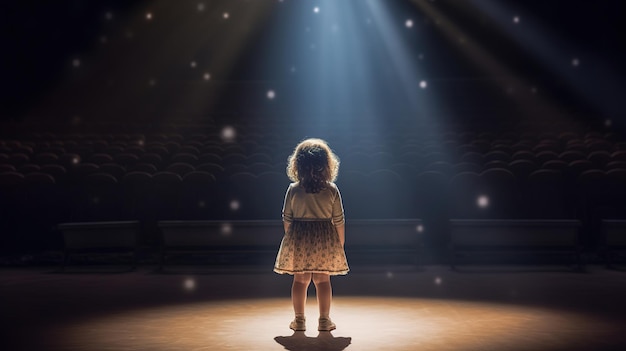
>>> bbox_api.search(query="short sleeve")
[282,184,294,223]
[332,185,345,226]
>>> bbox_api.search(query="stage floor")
[2,264,626,351]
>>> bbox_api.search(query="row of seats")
[1,166,624,252]
[2,136,625,157]
[3,148,626,164]
[1,159,624,185]
[1,120,624,257]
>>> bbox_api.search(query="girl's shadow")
[274,331,352,351]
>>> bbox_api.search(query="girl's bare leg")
[292,273,312,317]
[312,273,332,318]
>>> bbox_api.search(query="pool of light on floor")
[48,297,618,351]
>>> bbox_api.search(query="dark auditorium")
[1,1,626,350]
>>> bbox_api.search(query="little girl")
[274,138,349,332]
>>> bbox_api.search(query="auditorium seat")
[166,162,195,176]
[484,150,511,163]
[124,146,145,156]
[453,162,482,174]
[370,151,394,165]
[421,152,446,168]
[129,163,157,174]
[247,153,273,164]
[471,139,490,153]
[225,163,249,175]
[47,146,66,156]
[247,162,274,175]
[103,145,124,155]
[165,142,181,154]
[511,142,534,154]
[58,153,81,168]
[63,141,79,154]
[179,145,200,156]
[71,172,121,222]
[425,161,454,176]
[564,146,587,155]
[113,153,139,167]
[92,140,108,153]
[17,163,40,174]
[491,144,512,155]
[14,145,34,156]
[587,140,612,152]
[151,172,183,220]
[196,162,224,175]
[198,153,222,165]
[558,132,579,143]
[508,159,538,180]
[200,145,223,156]
[138,152,162,168]
[170,153,198,164]
[223,144,246,155]
[542,159,568,171]
[511,150,535,162]
[179,171,219,220]
[533,143,560,154]
[606,161,626,171]
[343,152,371,172]
[0,164,16,172]
[398,151,421,165]
[560,150,586,163]
[33,152,59,165]
[146,145,169,159]
[40,164,67,181]
[99,163,126,181]
[482,160,508,171]
[390,163,418,179]
[222,153,247,165]
[535,150,559,164]
[460,152,484,165]
[88,153,114,165]
[567,160,595,179]
[67,163,99,182]
[587,151,611,169]
[9,153,29,166]
[611,150,626,161]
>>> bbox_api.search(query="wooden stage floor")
[2,264,626,351]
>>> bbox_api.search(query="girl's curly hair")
[286,138,340,193]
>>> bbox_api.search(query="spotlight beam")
[410,0,571,124]
[466,0,626,121]
[29,0,275,122]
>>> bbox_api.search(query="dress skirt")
[274,219,349,275]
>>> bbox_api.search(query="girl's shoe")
[318,317,336,331]
[289,316,306,331]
